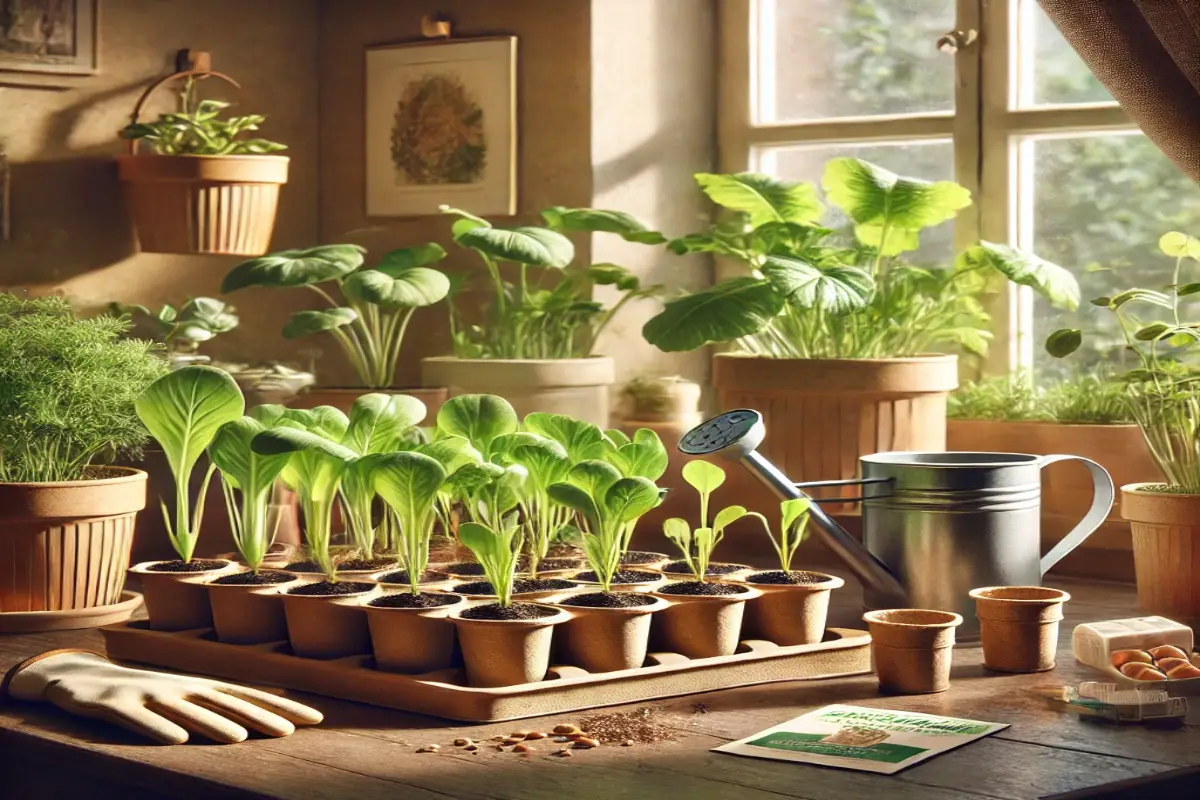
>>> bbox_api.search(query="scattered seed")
[503,737,525,746]
[567,732,587,741]
[552,724,580,735]
[491,735,508,741]
[416,746,438,753]
[555,749,573,758]
[464,744,478,752]
[525,731,547,740]
[573,737,599,749]
[578,707,678,745]
[509,731,530,739]
[513,744,534,754]
[454,738,473,747]
[622,740,635,747]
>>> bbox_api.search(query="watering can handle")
[1037,454,1115,576]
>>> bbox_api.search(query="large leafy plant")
[1047,231,1200,492]
[0,295,166,483]
[440,206,664,359]
[222,243,450,388]
[120,80,286,156]
[373,451,448,594]
[662,461,750,581]
[643,159,1080,358]
[110,297,238,355]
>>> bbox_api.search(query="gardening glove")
[2,649,323,745]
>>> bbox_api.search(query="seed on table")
[416,746,439,753]
[491,735,508,742]
[622,740,634,747]
[525,731,547,740]
[464,744,478,752]
[509,731,530,739]
[573,737,599,749]
[567,732,587,741]
[554,749,573,758]
[552,724,580,735]
[514,744,534,754]
[454,738,472,747]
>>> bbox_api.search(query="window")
[721,0,1200,376]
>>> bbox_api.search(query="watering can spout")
[679,410,908,606]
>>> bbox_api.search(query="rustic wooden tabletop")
[1,575,1197,800]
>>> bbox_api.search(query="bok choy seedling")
[373,451,447,594]
[457,520,525,607]
[662,461,750,581]
[754,498,813,573]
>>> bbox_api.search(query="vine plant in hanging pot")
[118,71,289,256]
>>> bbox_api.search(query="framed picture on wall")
[0,0,99,76]
[365,36,517,218]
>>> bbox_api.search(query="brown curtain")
[1038,0,1200,183]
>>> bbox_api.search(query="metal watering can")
[679,409,1115,641]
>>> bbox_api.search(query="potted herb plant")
[657,462,752,580]
[0,295,164,627]
[118,79,288,256]
[651,461,762,658]
[738,498,845,645]
[1047,231,1200,625]
[110,297,239,370]
[222,244,451,414]
[421,206,665,426]
[130,366,244,630]
[643,160,1080,502]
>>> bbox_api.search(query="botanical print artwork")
[391,72,487,186]
[0,0,96,75]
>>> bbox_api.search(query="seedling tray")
[100,622,871,722]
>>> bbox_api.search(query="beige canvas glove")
[2,649,323,745]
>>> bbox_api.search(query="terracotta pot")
[421,356,615,427]
[288,387,448,420]
[449,605,571,687]
[117,154,288,256]
[649,584,762,658]
[742,571,845,645]
[279,583,379,658]
[970,586,1070,673]
[0,467,146,619]
[205,571,300,645]
[1122,484,1200,627]
[549,592,669,672]
[363,592,466,673]
[863,608,962,694]
[714,354,957,514]
[129,559,237,630]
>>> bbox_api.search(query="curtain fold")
[1038,0,1200,183]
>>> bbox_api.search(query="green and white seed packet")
[713,704,1009,775]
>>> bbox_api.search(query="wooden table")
[2,576,1198,800]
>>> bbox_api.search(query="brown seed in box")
[1110,649,1153,667]
[1120,662,1167,681]
[1155,657,1191,673]
[1166,663,1200,680]
[1148,645,1189,661]
[552,724,580,735]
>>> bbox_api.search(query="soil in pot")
[520,557,583,572]
[440,561,486,577]
[145,559,229,573]
[573,569,660,584]
[367,593,459,609]
[650,581,757,658]
[460,603,558,621]
[621,551,670,566]
[338,557,395,571]
[210,572,296,586]
[450,602,568,687]
[451,578,577,596]
[132,559,236,631]
[280,581,376,658]
[364,591,465,673]
[747,570,829,584]
[560,592,656,608]
[660,561,750,577]
[287,581,375,597]
[743,570,844,646]
[374,569,443,585]
[284,560,325,573]
[657,581,749,596]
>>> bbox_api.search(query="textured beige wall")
[317,0,594,387]
[0,0,320,369]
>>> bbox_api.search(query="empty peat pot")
[129,559,238,630]
[742,570,845,646]
[279,581,378,658]
[448,603,571,688]
[969,586,1070,673]
[205,569,299,644]
[363,591,466,674]
[650,582,762,658]
[548,590,670,673]
[863,609,963,694]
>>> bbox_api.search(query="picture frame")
[0,0,99,77]
[365,36,517,218]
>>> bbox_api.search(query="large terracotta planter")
[741,571,845,645]
[1122,484,1200,627]
[205,572,300,644]
[288,387,448,420]
[713,354,957,512]
[549,592,669,673]
[117,154,288,256]
[421,356,615,427]
[363,592,466,673]
[279,583,379,658]
[129,559,238,630]
[449,605,571,687]
[649,583,761,658]
[0,467,147,619]
[949,420,1161,578]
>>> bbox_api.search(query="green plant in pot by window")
[657,460,752,579]
[110,297,239,360]
[222,243,451,389]
[120,84,286,156]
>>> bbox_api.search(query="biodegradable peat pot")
[449,603,571,687]
[0,467,146,618]
[550,591,669,672]
[569,569,667,593]
[650,582,762,658]
[363,591,466,673]
[129,559,238,630]
[204,570,300,644]
[969,586,1070,673]
[288,387,448,419]
[1122,484,1200,627]
[714,354,958,512]
[421,356,615,427]
[742,571,846,645]
[658,561,754,581]
[279,581,379,658]
[863,609,963,694]
[117,154,289,256]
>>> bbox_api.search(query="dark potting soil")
[522,558,582,571]
[145,559,228,573]
[747,570,830,585]
[211,571,296,586]
[441,561,486,576]
[620,551,668,565]
[337,557,395,571]
[661,561,749,576]
[574,569,660,584]
[284,560,324,573]
[560,592,655,608]
[459,602,558,621]
[657,581,749,596]
[376,569,441,585]
[451,578,578,595]
[287,581,374,597]
[367,593,459,609]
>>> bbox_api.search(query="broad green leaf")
[455,225,574,268]
[1045,328,1083,358]
[1159,231,1200,258]
[930,326,993,357]
[341,266,450,309]
[589,263,640,291]
[713,504,749,535]
[250,426,358,460]
[288,405,350,442]
[439,205,491,237]
[343,393,426,454]
[499,437,570,492]
[547,482,601,532]
[524,412,606,461]
[822,158,970,255]
[761,255,874,315]
[605,429,632,447]
[208,417,290,496]
[682,460,726,496]
[1135,322,1172,341]
[642,277,784,352]
[604,477,662,524]
[694,173,823,227]
[282,308,358,339]
[541,207,667,244]
[415,437,482,473]
[222,245,365,291]
[957,242,1079,310]
[457,521,503,564]
[781,498,812,534]
[136,366,245,480]
[375,243,447,274]
[565,459,624,500]
[662,517,692,549]
[249,404,288,427]
[373,451,447,528]
[436,394,519,459]
[608,429,668,481]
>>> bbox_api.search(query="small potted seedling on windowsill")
[545,460,669,672]
[651,461,762,658]
[739,498,845,646]
[110,297,239,370]
[657,461,753,580]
